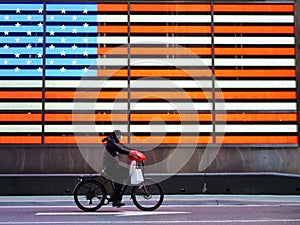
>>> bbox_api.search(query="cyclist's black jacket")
[102,135,130,180]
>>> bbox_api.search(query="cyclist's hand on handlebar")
[129,150,137,157]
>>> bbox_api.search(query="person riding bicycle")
[102,130,131,208]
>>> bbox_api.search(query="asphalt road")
[1,195,300,224]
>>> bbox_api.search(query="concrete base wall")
[1,173,300,195]
[1,147,300,174]
[2,146,300,195]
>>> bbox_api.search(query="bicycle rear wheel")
[131,178,164,211]
[73,179,106,212]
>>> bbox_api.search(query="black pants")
[103,163,129,203]
[112,183,124,202]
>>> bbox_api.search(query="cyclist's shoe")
[112,201,126,208]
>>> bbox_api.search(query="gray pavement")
[1,195,300,224]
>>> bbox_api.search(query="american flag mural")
[0,1,297,146]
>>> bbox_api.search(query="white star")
[72,28,77,34]
[61,50,66,56]
[26,44,32,50]
[72,15,77,21]
[49,30,55,36]
[83,8,88,14]
[4,15,9,20]
[37,67,43,73]
[61,24,66,31]
[4,30,9,36]
[38,8,43,13]
[83,50,89,56]
[15,53,20,58]
[15,37,20,43]
[27,15,32,21]
[26,60,31,65]
[72,44,78,50]
[37,22,43,27]
[82,67,89,73]
[50,15,55,21]
[72,60,77,65]
[49,44,55,50]
[38,37,43,43]
[15,22,21,27]
[61,8,66,14]
[3,45,9,50]
[27,30,32,36]
[37,53,43,58]
[14,67,20,72]
[60,67,66,72]
[3,60,8,65]
[49,59,55,65]
[83,23,89,28]
[61,37,66,43]
[16,8,21,13]
[83,37,88,43]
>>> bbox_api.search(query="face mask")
[118,135,123,141]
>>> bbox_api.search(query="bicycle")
[73,151,164,212]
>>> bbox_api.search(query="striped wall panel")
[44,3,128,144]
[213,3,297,145]
[0,3,43,144]
[129,3,213,144]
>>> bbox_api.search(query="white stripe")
[45,80,127,88]
[45,102,128,111]
[97,36,128,44]
[0,125,41,133]
[131,36,212,44]
[45,125,127,133]
[215,36,295,45]
[217,125,297,133]
[0,80,42,88]
[131,80,212,89]
[216,80,296,89]
[97,15,128,23]
[130,58,212,66]
[97,58,128,66]
[216,102,297,111]
[0,103,42,110]
[131,15,211,23]
[214,15,294,23]
[130,124,213,133]
[131,102,212,111]
[36,211,189,216]
[215,58,295,67]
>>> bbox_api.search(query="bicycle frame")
[77,170,149,203]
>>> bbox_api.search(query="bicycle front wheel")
[131,178,164,211]
[73,179,106,212]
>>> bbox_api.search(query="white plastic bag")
[129,160,136,176]
[130,161,144,185]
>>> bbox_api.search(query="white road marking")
[35,211,190,217]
